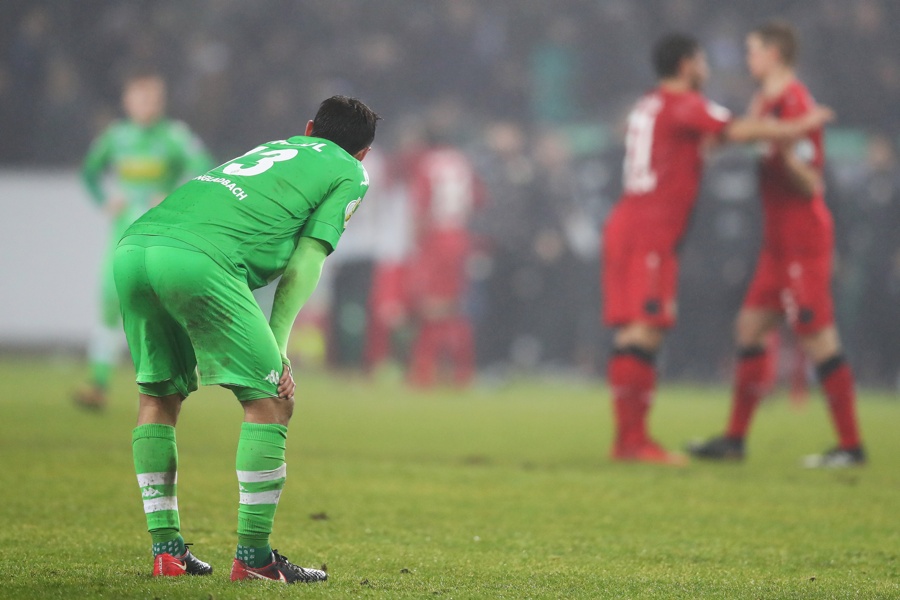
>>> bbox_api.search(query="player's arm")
[269,166,369,363]
[268,237,330,365]
[723,105,834,143]
[81,128,113,206]
[776,139,823,198]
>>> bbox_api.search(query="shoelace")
[272,551,316,578]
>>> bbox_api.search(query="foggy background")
[2,0,899,388]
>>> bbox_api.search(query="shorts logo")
[798,307,815,324]
[264,370,279,385]
[644,298,661,316]
[344,198,361,229]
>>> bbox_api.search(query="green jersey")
[123,136,370,289]
[82,118,213,220]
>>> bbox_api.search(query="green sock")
[235,422,288,568]
[236,542,273,567]
[152,535,186,557]
[133,424,182,556]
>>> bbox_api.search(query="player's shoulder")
[782,79,815,111]
[285,135,367,177]
[98,119,131,137]
[659,88,705,113]
[665,89,731,121]
[160,118,200,139]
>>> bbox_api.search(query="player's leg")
[225,347,326,583]
[364,262,407,373]
[74,242,121,410]
[114,242,211,577]
[790,256,865,467]
[688,248,784,460]
[726,307,783,438]
[151,247,325,583]
[797,326,864,466]
[608,322,667,456]
[687,307,782,460]
[603,236,683,465]
[408,313,441,387]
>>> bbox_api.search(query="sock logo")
[141,487,163,499]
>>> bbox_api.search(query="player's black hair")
[653,33,700,79]
[751,20,798,66]
[310,95,381,156]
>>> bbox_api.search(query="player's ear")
[353,147,371,162]
[304,120,314,136]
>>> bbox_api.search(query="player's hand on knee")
[277,363,295,399]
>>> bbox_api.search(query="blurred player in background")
[363,128,417,376]
[405,122,483,388]
[603,33,833,465]
[114,96,378,582]
[74,68,212,409]
[688,22,866,467]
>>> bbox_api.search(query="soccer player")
[114,96,379,581]
[603,34,833,465]
[75,69,212,410]
[405,135,483,388]
[687,22,866,468]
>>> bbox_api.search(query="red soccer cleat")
[231,550,327,584]
[611,439,689,466]
[152,548,213,577]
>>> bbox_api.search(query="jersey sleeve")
[81,126,115,205]
[673,95,732,137]
[780,86,824,170]
[300,164,370,254]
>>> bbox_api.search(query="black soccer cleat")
[685,435,746,461]
[231,550,328,584]
[802,446,866,469]
[153,547,213,577]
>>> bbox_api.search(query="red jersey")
[616,87,731,248]
[408,146,481,238]
[757,79,833,255]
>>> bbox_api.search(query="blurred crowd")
[3,0,900,386]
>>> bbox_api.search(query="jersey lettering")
[623,95,663,195]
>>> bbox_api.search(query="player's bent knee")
[615,322,664,351]
[241,395,294,426]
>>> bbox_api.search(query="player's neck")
[658,78,694,94]
[759,66,795,99]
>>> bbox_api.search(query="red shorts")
[368,262,410,322]
[602,217,678,329]
[742,249,834,335]
[407,231,470,303]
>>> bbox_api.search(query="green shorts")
[113,235,283,401]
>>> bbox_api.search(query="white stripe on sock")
[143,496,178,513]
[137,472,178,487]
[239,490,283,505]
[236,464,286,483]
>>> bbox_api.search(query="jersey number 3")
[222,145,299,177]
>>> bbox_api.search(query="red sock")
[817,357,862,449]
[408,321,440,387]
[608,349,656,448]
[725,348,769,439]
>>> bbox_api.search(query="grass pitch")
[0,358,898,599]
